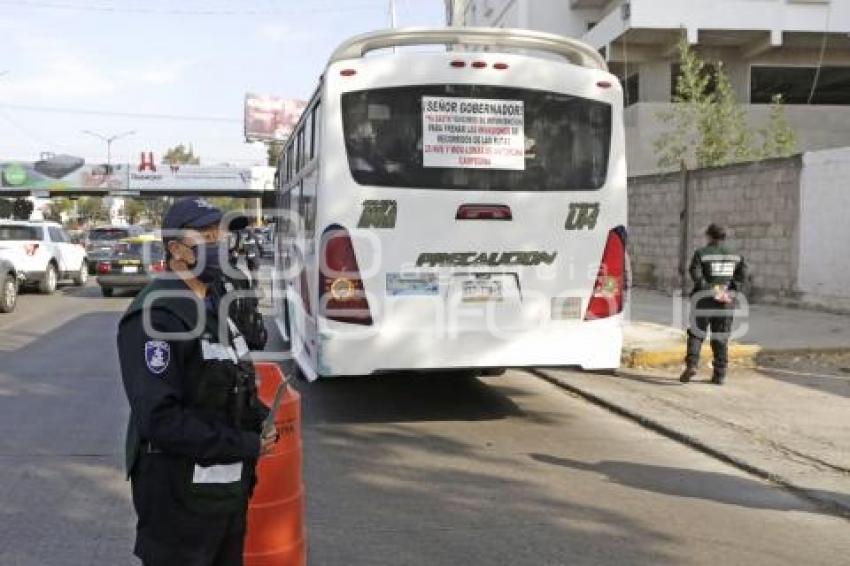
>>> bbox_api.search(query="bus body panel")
[276,48,627,378]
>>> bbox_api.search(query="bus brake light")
[471,61,487,69]
[450,60,466,68]
[585,228,626,320]
[319,226,372,325]
[456,204,513,220]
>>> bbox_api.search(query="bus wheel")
[481,368,507,377]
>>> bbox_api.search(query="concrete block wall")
[628,156,803,303]
[627,172,683,290]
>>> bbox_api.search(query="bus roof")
[328,27,608,72]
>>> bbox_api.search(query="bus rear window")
[342,85,611,191]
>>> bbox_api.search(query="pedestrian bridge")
[0,155,275,198]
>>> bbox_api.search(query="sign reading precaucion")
[422,96,525,170]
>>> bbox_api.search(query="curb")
[531,368,850,521]
[622,343,761,368]
[757,346,850,359]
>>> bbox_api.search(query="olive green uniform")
[686,244,748,379]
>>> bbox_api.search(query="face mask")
[189,243,224,284]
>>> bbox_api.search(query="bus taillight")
[319,226,373,325]
[585,228,626,320]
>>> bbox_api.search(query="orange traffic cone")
[244,362,306,566]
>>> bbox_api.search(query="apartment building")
[447,0,850,173]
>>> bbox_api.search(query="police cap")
[162,198,249,233]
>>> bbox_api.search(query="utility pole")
[389,0,397,28]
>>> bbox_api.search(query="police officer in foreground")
[117,198,276,565]
[680,223,748,385]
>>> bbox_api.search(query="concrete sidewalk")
[537,363,850,518]
[536,288,850,518]
[621,288,850,367]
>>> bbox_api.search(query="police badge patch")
[145,340,170,375]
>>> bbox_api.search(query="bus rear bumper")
[313,317,623,377]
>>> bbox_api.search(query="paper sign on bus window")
[422,96,525,171]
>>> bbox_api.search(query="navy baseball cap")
[162,198,248,233]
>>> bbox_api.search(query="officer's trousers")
[686,297,734,373]
[131,452,248,566]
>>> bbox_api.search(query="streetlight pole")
[81,129,135,225]
[81,129,136,172]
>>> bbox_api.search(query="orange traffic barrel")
[244,362,306,566]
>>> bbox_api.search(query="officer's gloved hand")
[260,428,279,455]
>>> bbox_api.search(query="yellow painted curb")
[622,343,762,368]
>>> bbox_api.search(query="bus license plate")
[123,266,139,274]
[462,279,503,303]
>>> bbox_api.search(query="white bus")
[273,28,627,381]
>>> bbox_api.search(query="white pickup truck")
[0,220,89,293]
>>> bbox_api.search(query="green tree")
[12,198,34,220]
[267,141,284,167]
[141,197,172,227]
[77,197,106,225]
[655,39,797,170]
[654,39,713,169]
[696,62,754,168]
[0,199,12,219]
[163,143,200,165]
[124,199,147,225]
[43,198,72,222]
[757,94,797,159]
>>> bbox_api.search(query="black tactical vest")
[120,277,265,477]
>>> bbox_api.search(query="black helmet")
[706,223,726,241]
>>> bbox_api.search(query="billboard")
[1,155,129,192]
[129,152,251,192]
[0,153,253,195]
[244,93,307,142]
[130,165,251,193]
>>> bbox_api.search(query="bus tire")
[481,368,507,377]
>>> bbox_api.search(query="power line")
[0,103,241,123]
[0,0,385,17]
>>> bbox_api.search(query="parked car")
[84,225,144,273]
[96,234,165,297]
[0,257,22,313]
[0,220,88,293]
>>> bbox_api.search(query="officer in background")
[680,223,748,385]
[219,228,267,352]
[117,198,277,565]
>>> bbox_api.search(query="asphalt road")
[0,281,848,566]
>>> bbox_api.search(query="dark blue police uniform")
[117,199,266,566]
